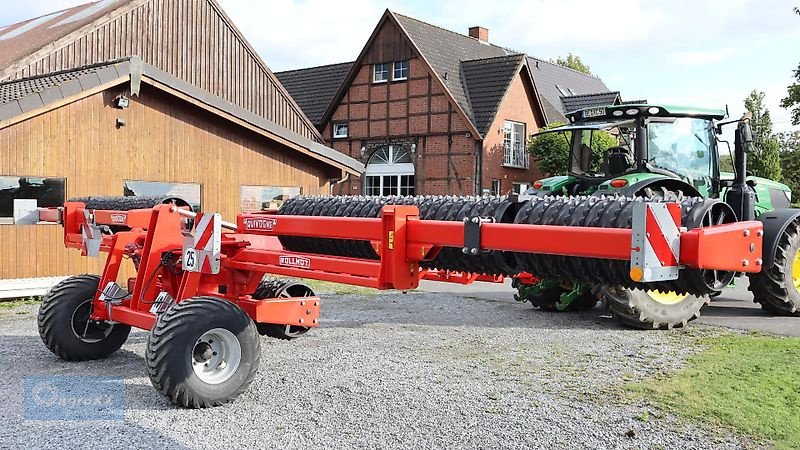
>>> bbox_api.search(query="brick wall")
[326,57,479,196]
[481,71,545,194]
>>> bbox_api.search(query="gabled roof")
[560,91,621,114]
[299,10,610,136]
[461,54,527,134]
[526,57,611,122]
[0,57,364,175]
[275,62,353,125]
[0,0,133,71]
[392,13,516,128]
[0,0,325,143]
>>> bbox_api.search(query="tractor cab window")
[647,118,715,190]
[569,122,632,176]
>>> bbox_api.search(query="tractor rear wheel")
[602,287,710,329]
[38,275,131,361]
[146,297,260,408]
[748,221,800,315]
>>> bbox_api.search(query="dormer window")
[373,63,388,83]
[393,60,408,81]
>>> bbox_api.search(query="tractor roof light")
[625,108,639,116]
[533,181,544,189]
[612,110,624,117]
[648,107,661,115]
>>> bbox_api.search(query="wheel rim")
[793,250,800,290]
[274,283,313,336]
[646,290,688,305]
[70,300,114,343]
[192,328,241,385]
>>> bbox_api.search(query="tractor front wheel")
[38,275,131,361]
[748,221,800,315]
[146,297,260,408]
[602,286,709,329]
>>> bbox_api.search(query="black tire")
[602,286,709,330]
[251,278,314,340]
[748,220,800,315]
[38,275,131,361]
[146,297,261,408]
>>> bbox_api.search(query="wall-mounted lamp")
[410,144,417,154]
[114,94,130,109]
[360,146,367,158]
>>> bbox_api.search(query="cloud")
[669,48,737,66]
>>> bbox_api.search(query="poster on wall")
[0,176,65,225]
[124,180,202,212]
[240,186,301,212]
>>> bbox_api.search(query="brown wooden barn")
[0,2,362,289]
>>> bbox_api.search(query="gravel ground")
[0,291,761,449]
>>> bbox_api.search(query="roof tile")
[275,62,353,125]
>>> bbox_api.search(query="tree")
[529,122,616,176]
[779,131,800,199]
[552,53,592,75]
[781,7,800,125]
[744,90,782,181]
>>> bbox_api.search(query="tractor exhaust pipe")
[726,113,756,221]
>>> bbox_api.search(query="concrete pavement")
[418,278,799,336]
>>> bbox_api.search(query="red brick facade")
[321,22,545,196]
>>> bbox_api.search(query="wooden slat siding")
[363,21,415,65]
[0,86,331,280]
[1,0,321,143]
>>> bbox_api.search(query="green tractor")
[516,104,799,329]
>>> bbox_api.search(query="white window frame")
[392,60,408,81]
[333,123,348,139]
[503,121,529,169]
[512,182,529,195]
[491,179,501,196]
[364,145,415,196]
[373,63,388,83]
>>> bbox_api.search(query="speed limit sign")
[183,248,198,271]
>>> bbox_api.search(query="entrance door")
[364,145,415,196]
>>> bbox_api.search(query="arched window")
[364,145,415,196]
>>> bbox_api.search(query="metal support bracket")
[462,216,494,256]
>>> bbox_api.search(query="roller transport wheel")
[38,275,131,361]
[602,286,709,330]
[146,297,260,408]
[748,220,800,316]
[251,278,314,340]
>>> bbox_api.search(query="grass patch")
[300,279,376,296]
[0,297,41,309]
[627,333,800,449]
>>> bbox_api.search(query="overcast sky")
[3,0,799,134]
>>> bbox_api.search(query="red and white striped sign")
[183,212,221,274]
[630,202,682,283]
[80,209,102,257]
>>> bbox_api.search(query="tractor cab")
[527,104,725,198]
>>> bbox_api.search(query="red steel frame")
[47,201,764,331]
